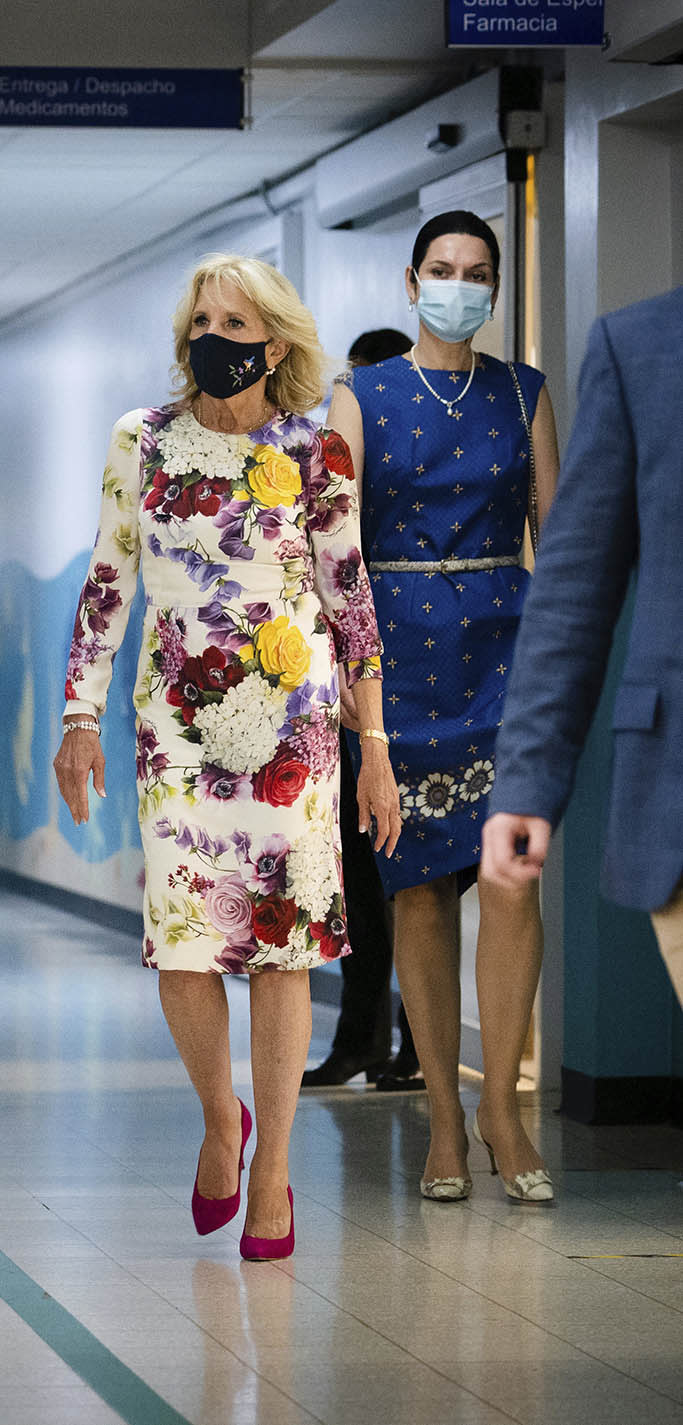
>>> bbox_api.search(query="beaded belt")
[369,555,520,574]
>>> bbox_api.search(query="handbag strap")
[507,361,539,555]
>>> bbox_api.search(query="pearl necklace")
[409,344,476,416]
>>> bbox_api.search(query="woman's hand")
[338,664,360,731]
[356,740,402,858]
[53,727,106,825]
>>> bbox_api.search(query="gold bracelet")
[359,728,389,748]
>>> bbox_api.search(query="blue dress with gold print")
[349,352,545,896]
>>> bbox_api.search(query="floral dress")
[65,405,382,973]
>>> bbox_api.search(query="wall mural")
[0,555,145,910]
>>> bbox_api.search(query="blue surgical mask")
[415,276,493,343]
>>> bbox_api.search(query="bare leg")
[476,873,545,1179]
[651,883,683,1009]
[159,970,241,1197]
[246,968,311,1238]
[393,875,468,1181]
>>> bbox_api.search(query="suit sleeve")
[487,317,638,826]
[64,411,142,716]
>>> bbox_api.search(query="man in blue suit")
[482,288,683,1006]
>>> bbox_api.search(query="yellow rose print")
[256,616,312,691]
[248,445,302,508]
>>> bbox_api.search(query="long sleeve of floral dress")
[304,426,382,687]
[65,411,142,715]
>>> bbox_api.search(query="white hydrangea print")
[286,824,338,921]
[193,672,287,775]
[156,411,249,482]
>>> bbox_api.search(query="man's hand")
[481,813,552,888]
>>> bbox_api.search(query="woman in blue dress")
[328,211,560,1202]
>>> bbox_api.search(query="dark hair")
[347,328,412,365]
[411,210,500,283]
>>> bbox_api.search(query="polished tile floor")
[1,888,682,1425]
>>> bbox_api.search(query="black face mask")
[188,333,269,399]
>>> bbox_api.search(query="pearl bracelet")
[359,728,389,748]
[63,720,100,735]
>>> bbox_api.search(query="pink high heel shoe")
[240,1186,295,1261]
[192,1099,252,1236]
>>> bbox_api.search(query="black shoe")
[375,1049,426,1092]
[301,1050,389,1088]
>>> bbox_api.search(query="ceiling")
[0,0,479,324]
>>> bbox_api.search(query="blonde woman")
[54,255,401,1259]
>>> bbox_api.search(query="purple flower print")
[275,536,308,563]
[163,545,242,594]
[285,708,338,781]
[66,632,107,683]
[255,507,285,540]
[198,600,252,653]
[333,582,382,661]
[284,430,325,489]
[214,942,259,974]
[81,562,123,635]
[175,823,196,852]
[157,610,187,685]
[215,498,255,561]
[142,406,175,455]
[194,826,231,859]
[162,820,230,860]
[244,601,273,626]
[195,764,252,802]
[148,534,163,557]
[203,873,255,947]
[231,829,252,862]
[279,679,317,738]
[136,722,170,782]
[320,546,362,599]
[142,936,158,968]
[241,834,290,895]
[317,671,339,706]
[307,491,351,536]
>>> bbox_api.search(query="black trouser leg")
[397,999,417,1060]
[332,732,393,1061]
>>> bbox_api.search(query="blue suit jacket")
[488,287,683,911]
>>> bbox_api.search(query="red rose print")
[322,430,355,480]
[252,895,298,947]
[253,746,309,807]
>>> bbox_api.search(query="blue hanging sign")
[446,0,605,48]
[0,67,244,128]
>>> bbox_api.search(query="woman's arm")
[531,383,560,533]
[326,382,365,498]
[352,678,401,858]
[54,411,143,823]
